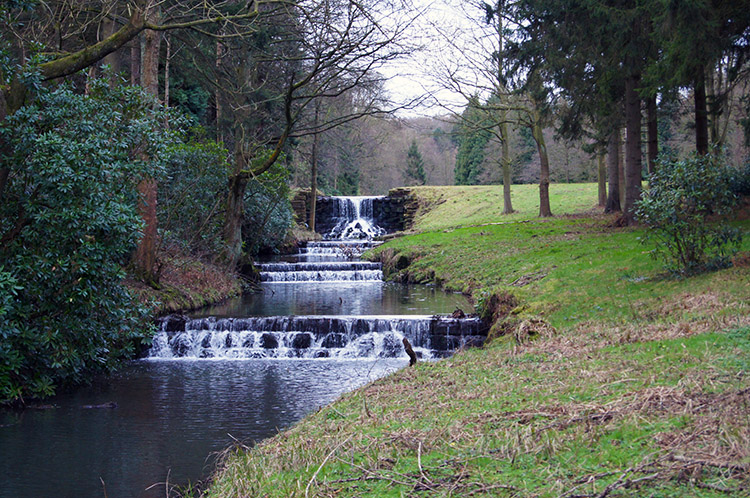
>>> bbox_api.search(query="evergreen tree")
[404,140,427,186]
[453,98,491,185]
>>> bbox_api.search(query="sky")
[379,0,480,117]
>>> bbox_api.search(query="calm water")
[193,282,472,317]
[0,359,404,498]
[0,242,472,497]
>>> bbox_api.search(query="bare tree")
[181,0,415,267]
[425,0,557,216]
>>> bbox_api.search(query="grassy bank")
[126,250,242,316]
[203,183,750,497]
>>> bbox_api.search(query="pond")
[0,359,405,498]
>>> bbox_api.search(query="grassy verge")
[203,183,750,497]
[126,250,242,316]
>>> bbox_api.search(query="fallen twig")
[305,435,352,498]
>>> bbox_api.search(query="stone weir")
[259,240,383,281]
[150,314,487,360]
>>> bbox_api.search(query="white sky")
[380,0,479,117]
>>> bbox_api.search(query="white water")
[149,315,485,361]
[325,196,386,240]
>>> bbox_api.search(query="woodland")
[1,0,749,405]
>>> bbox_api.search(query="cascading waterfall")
[324,196,386,240]
[150,315,485,360]
[147,194,487,361]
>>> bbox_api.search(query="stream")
[0,196,478,498]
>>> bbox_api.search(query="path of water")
[0,196,478,497]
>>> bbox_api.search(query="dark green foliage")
[404,140,426,185]
[453,99,491,185]
[731,159,750,196]
[169,73,212,125]
[243,155,293,255]
[159,133,230,257]
[635,153,742,275]
[0,79,180,403]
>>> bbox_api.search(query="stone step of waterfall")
[259,269,383,282]
[257,262,382,273]
[298,240,382,259]
[150,314,487,360]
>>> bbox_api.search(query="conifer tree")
[404,140,427,186]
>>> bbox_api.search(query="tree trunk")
[531,121,552,217]
[500,120,513,214]
[223,172,249,268]
[130,40,140,86]
[618,126,625,206]
[605,129,621,213]
[133,9,161,284]
[646,95,658,175]
[623,74,643,225]
[308,105,321,232]
[164,34,170,110]
[597,152,607,207]
[103,10,121,86]
[215,40,223,143]
[694,69,709,155]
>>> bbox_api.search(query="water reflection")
[0,359,404,498]
[193,282,472,317]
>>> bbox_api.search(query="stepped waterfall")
[148,195,485,360]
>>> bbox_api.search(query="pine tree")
[404,140,427,186]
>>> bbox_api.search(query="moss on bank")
[201,184,750,498]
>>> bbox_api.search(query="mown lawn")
[203,183,750,498]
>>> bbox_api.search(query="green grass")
[202,183,750,498]
[372,184,749,330]
[405,183,599,231]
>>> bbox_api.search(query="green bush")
[635,152,742,275]
[243,156,293,255]
[0,79,180,403]
[730,159,750,196]
[159,133,230,257]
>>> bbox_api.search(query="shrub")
[730,159,750,196]
[0,79,179,403]
[159,133,230,258]
[243,157,293,255]
[635,152,742,275]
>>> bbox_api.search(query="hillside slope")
[204,184,750,498]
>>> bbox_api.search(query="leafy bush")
[159,133,230,257]
[0,79,179,403]
[635,153,742,274]
[730,159,750,196]
[243,157,293,255]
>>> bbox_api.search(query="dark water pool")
[0,359,404,498]
[193,281,473,317]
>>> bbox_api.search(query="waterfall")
[150,315,486,360]
[147,194,488,362]
[321,196,386,240]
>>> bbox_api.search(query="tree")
[647,0,750,155]
[509,0,654,224]
[429,0,515,213]
[0,79,178,403]
[453,98,492,185]
[404,139,427,185]
[0,0,264,282]
[196,0,412,267]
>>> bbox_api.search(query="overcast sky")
[380,0,475,117]
[378,0,495,118]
